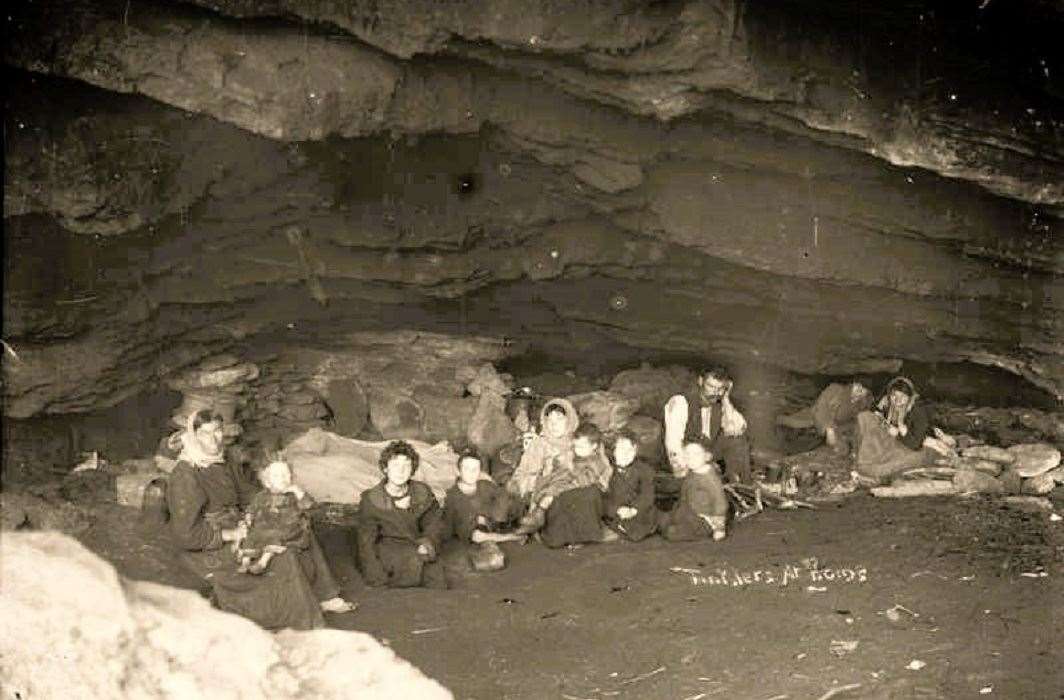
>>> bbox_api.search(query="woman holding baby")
[166,410,355,630]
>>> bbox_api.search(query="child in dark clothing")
[659,441,729,542]
[235,458,314,574]
[602,429,659,542]
[355,440,448,589]
[443,448,524,571]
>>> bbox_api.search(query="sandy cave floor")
[79,496,1062,700]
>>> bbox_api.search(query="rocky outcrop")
[2,0,1062,426]
[0,531,451,699]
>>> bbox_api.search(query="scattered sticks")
[619,665,665,686]
[816,683,863,700]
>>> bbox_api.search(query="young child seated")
[443,448,525,571]
[659,440,729,542]
[516,422,613,545]
[234,457,315,574]
[355,440,448,589]
[602,429,659,542]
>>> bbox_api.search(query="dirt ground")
[78,493,1062,700]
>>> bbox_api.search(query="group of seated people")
[161,365,935,630]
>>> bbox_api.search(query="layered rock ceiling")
[3,0,1063,418]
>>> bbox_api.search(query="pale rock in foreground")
[0,532,452,700]
[1007,443,1061,478]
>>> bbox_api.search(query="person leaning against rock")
[663,366,752,484]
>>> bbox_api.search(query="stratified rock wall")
[2,0,1062,420]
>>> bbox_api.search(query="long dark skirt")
[179,532,339,631]
[540,485,605,548]
[368,539,448,589]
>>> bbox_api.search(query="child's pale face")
[385,455,414,487]
[261,462,292,492]
[544,410,568,439]
[683,444,709,471]
[613,438,637,467]
[889,390,908,410]
[458,456,482,486]
[573,436,597,458]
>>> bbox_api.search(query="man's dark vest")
[682,388,723,444]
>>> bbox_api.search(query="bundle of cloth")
[281,428,486,505]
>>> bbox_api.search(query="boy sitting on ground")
[443,447,525,571]
[235,457,315,574]
[602,429,659,542]
[659,440,729,542]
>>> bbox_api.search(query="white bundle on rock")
[282,428,479,505]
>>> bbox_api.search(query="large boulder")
[955,458,1003,477]
[960,445,1014,464]
[997,469,1025,495]
[953,470,1004,495]
[608,364,696,417]
[566,390,640,433]
[298,332,514,445]
[1007,443,1062,477]
[1021,472,1058,496]
[466,365,517,457]
[322,377,370,437]
[0,490,93,534]
[625,415,664,463]
[0,532,451,699]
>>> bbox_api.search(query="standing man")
[663,366,751,484]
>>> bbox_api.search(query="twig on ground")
[816,684,863,700]
[410,627,445,635]
[55,296,98,305]
[619,665,665,685]
[1,340,20,361]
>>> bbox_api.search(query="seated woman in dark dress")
[355,440,448,589]
[166,410,355,630]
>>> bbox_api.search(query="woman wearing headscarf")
[507,397,580,500]
[853,377,934,482]
[507,398,610,547]
[166,410,355,630]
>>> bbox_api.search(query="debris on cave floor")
[912,495,1064,577]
